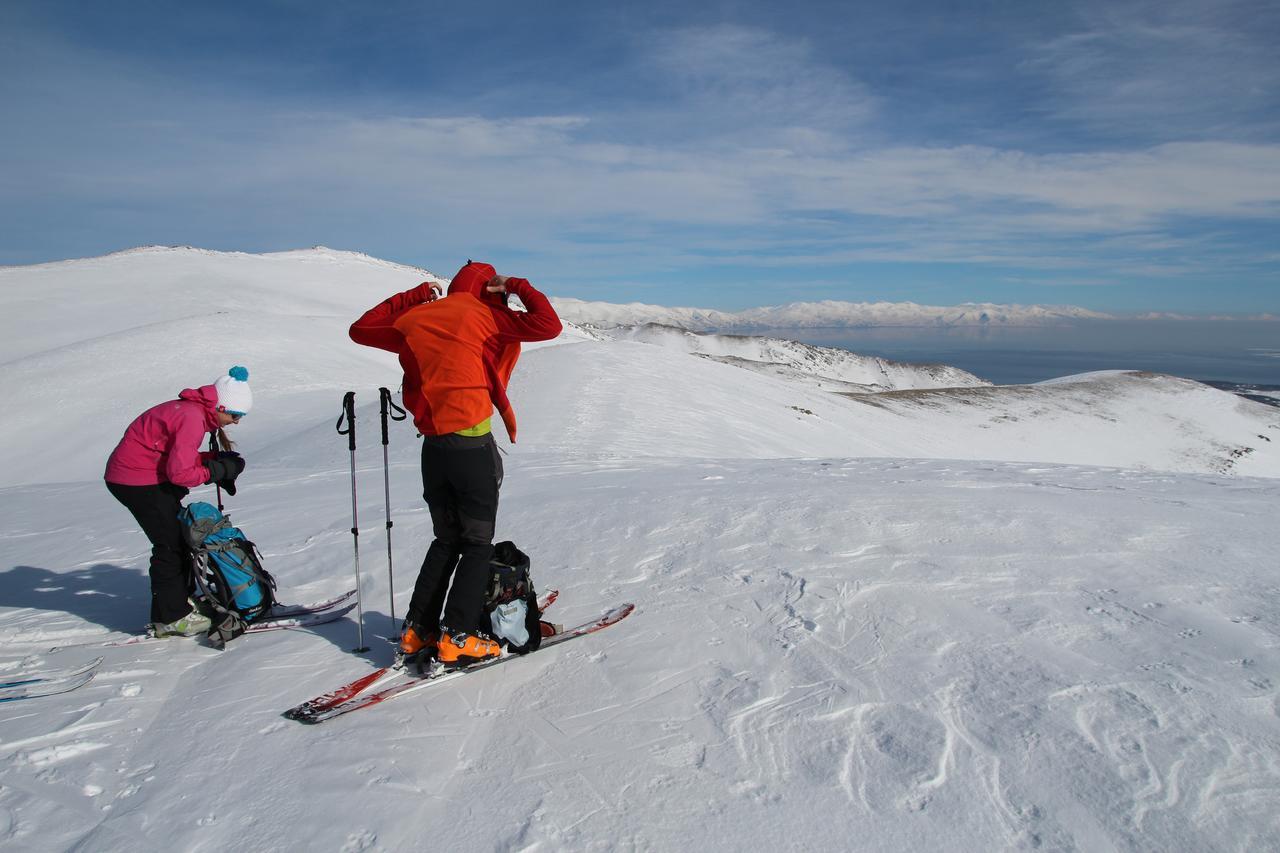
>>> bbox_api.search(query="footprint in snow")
[341,831,377,853]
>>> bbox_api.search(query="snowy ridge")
[598,323,989,392]
[0,246,1278,851]
[509,342,1278,477]
[0,245,444,367]
[0,243,437,276]
[552,294,1113,330]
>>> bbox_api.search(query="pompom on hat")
[214,366,253,416]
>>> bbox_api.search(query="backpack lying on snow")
[178,501,277,647]
[480,541,545,655]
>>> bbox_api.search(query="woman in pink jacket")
[105,366,252,636]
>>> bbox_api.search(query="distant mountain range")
[550,296,1113,330]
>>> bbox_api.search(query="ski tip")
[606,603,636,620]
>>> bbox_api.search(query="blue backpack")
[178,501,277,646]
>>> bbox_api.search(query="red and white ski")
[284,601,633,725]
[280,589,560,721]
[47,589,358,652]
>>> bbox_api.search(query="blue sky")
[2,0,1278,314]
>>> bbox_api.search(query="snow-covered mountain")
[552,294,1113,330]
[511,344,1277,477]
[1,246,1278,852]
[2,245,1272,485]
[592,324,989,393]
[0,246,996,486]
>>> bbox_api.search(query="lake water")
[762,321,1280,387]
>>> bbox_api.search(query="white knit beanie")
[214,366,253,415]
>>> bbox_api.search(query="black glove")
[205,454,246,493]
[219,454,245,496]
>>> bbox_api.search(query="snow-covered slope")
[509,342,1278,477]
[0,246,589,486]
[2,457,1277,851]
[1,247,1278,852]
[552,294,1113,330]
[0,245,442,365]
[2,246,1274,484]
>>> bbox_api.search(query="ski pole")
[208,434,225,514]
[378,387,408,637]
[336,391,368,652]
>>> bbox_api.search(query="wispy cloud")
[1027,0,1280,142]
[641,24,879,140]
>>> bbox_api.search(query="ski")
[0,657,103,702]
[283,589,560,721]
[540,587,559,612]
[48,592,357,652]
[267,588,358,618]
[0,656,103,689]
[284,602,633,725]
[242,602,358,633]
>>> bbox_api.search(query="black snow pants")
[405,432,503,636]
[105,480,194,624]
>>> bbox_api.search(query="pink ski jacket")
[104,385,220,488]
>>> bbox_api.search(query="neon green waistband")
[454,418,492,437]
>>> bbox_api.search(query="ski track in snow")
[1,248,1278,851]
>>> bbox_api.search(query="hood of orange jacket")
[448,260,508,308]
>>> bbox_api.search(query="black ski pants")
[406,432,503,636]
[105,481,194,624]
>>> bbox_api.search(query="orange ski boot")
[397,623,438,668]
[437,629,501,668]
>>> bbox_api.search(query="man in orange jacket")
[349,260,562,666]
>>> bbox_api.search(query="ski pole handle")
[336,391,356,451]
[378,387,406,447]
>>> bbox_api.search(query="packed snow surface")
[1,247,1278,851]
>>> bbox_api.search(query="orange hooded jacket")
[348,261,562,442]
